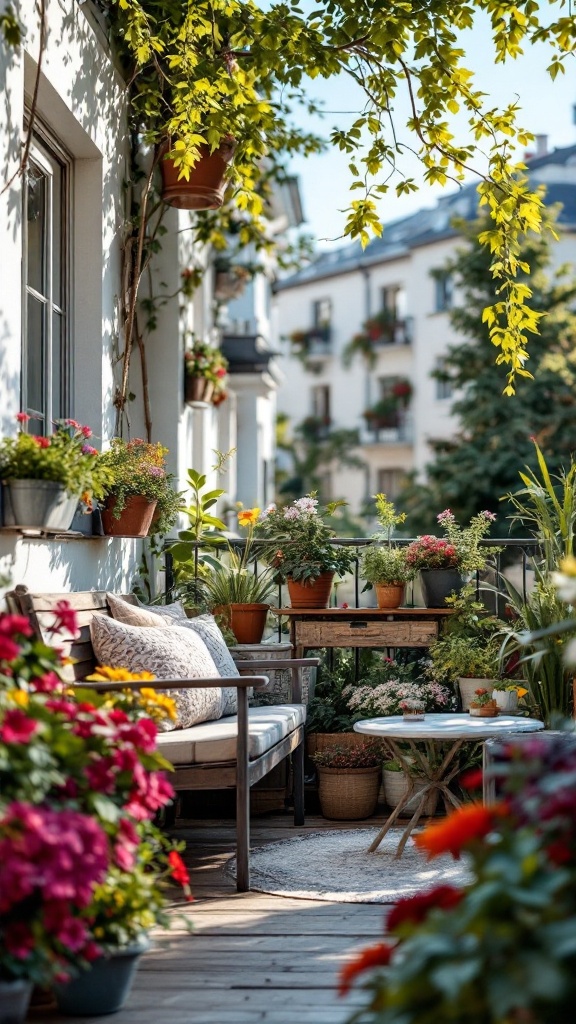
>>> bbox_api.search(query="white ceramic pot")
[458,677,496,711]
[492,688,518,714]
[383,769,438,816]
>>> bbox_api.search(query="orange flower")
[338,942,393,996]
[237,507,260,527]
[414,803,504,859]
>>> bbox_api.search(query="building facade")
[0,0,293,600]
[273,142,576,514]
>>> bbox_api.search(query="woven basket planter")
[306,732,368,758]
[317,765,381,821]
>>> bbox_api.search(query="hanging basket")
[101,495,157,538]
[317,765,381,820]
[287,572,334,609]
[185,375,215,405]
[159,138,236,210]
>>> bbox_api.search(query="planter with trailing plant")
[100,438,181,539]
[184,339,228,406]
[257,494,354,608]
[311,743,384,821]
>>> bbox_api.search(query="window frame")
[21,122,73,431]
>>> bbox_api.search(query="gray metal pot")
[4,480,79,530]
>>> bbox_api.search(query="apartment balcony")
[360,408,414,446]
[221,333,277,374]
[366,315,414,347]
[289,325,333,367]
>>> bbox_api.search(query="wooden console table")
[272,607,452,659]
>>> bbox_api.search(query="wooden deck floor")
[32,813,391,1024]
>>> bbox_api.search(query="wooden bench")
[7,586,317,891]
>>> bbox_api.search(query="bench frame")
[7,586,317,891]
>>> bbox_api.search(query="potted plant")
[400,697,425,721]
[0,609,190,1018]
[427,634,501,710]
[311,742,384,821]
[0,414,111,531]
[257,494,354,608]
[491,680,528,714]
[99,438,181,539]
[204,506,276,644]
[213,257,253,301]
[382,758,438,817]
[405,508,497,607]
[468,687,499,717]
[158,135,237,210]
[360,493,413,608]
[183,339,228,405]
[362,397,400,429]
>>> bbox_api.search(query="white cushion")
[90,615,222,730]
[156,704,306,765]
[106,593,170,628]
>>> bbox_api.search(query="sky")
[286,11,576,249]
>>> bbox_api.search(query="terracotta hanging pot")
[159,138,236,210]
[228,603,269,645]
[287,572,334,609]
[185,375,215,404]
[101,495,157,538]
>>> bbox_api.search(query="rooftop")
[276,143,576,291]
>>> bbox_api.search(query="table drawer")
[294,620,438,648]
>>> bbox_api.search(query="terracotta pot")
[287,572,334,609]
[228,603,269,645]
[374,583,405,609]
[185,375,215,404]
[101,495,157,538]
[159,138,236,210]
[458,677,496,711]
[469,705,499,717]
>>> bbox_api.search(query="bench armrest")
[77,675,270,693]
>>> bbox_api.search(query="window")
[435,357,453,400]
[22,133,71,434]
[381,285,405,320]
[378,376,397,399]
[376,468,405,499]
[312,298,331,328]
[434,271,453,312]
[311,384,331,421]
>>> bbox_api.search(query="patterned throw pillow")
[132,600,241,717]
[106,593,172,628]
[90,615,223,730]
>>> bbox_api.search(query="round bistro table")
[354,713,544,858]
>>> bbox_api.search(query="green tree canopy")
[400,209,576,537]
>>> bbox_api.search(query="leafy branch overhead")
[107,0,575,391]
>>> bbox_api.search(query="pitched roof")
[276,144,576,291]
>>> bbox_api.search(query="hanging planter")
[185,376,215,405]
[159,138,236,210]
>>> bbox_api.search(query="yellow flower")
[560,555,576,577]
[238,507,260,527]
[6,690,29,707]
[140,688,177,721]
[86,666,156,682]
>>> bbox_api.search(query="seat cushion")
[156,704,306,765]
[110,596,240,717]
[90,615,223,730]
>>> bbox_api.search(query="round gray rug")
[228,829,472,903]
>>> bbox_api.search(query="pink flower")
[15,412,31,423]
[0,709,39,744]
[81,425,92,438]
[4,922,35,958]
[65,419,80,429]
[33,435,51,448]
[0,634,21,661]
[30,671,63,693]
[45,698,78,718]
[86,756,117,794]
[81,444,98,456]
[0,614,33,638]
[481,510,497,521]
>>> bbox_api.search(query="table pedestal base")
[370,738,468,857]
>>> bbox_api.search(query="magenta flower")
[0,709,39,744]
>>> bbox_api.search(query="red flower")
[0,614,33,638]
[0,634,21,662]
[387,885,463,931]
[459,768,483,790]
[50,600,79,638]
[81,425,92,438]
[338,942,393,995]
[30,671,63,693]
[0,709,39,744]
[33,435,51,448]
[15,412,31,423]
[414,803,503,859]
[168,851,194,901]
